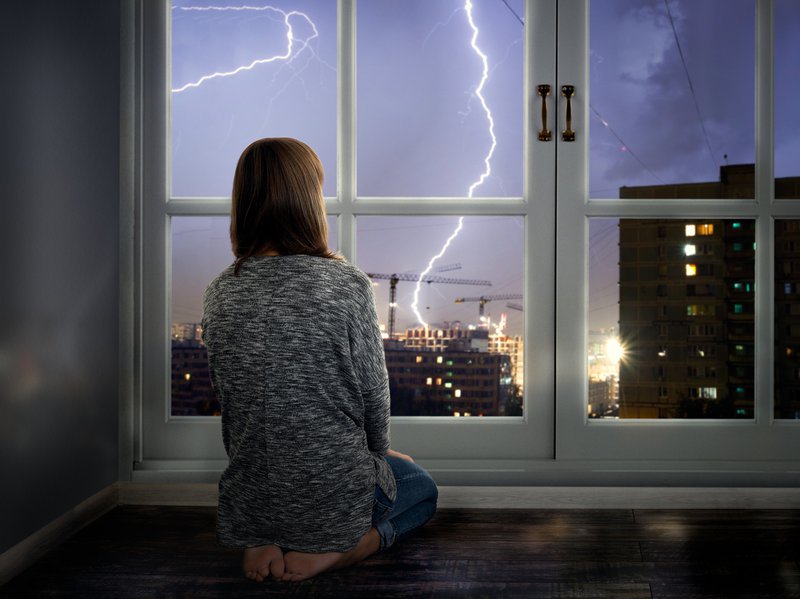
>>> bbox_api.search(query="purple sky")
[170,0,799,338]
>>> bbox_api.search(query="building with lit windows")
[617,165,759,418]
[171,322,203,342]
[403,325,524,392]
[488,334,524,390]
[384,346,516,417]
[171,334,218,416]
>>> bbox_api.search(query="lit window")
[699,387,717,399]
[687,305,697,316]
[685,224,696,237]
[426,377,433,385]
[734,303,743,314]
[416,356,423,363]
[455,389,462,398]
[686,264,697,276]
[436,355,443,364]
[697,224,714,236]
[733,242,743,252]
[184,373,191,381]
[684,244,696,256]
[436,377,442,385]
[444,382,452,389]
[732,222,742,229]
[786,283,793,294]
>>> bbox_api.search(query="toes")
[270,557,286,579]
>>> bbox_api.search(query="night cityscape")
[169,0,799,419]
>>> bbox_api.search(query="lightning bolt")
[171,6,321,94]
[410,0,497,329]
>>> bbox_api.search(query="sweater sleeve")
[349,274,391,455]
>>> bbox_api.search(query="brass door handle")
[537,84,552,142]
[561,84,576,142]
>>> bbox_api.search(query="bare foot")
[243,544,284,582]
[280,528,380,582]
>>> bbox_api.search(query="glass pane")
[170,215,338,416]
[357,216,524,416]
[775,0,800,199]
[588,218,755,419]
[171,1,337,197]
[774,220,800,419]
[357,0,523,197]
[589,0,754,199]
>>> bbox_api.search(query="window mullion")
[755,0,775,425]
[338,0,356,261]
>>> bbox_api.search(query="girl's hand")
[386,448,414,463]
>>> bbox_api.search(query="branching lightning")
[173,2,501,332]
[171,6,320,94]
[410,0,497,329]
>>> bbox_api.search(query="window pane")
[357,216,524,416]
[589,218,755,419]
[357,0,523,197]
[775,220,800,419]
[170,215,338,416]
[589,0,754,199]
[171,1,337,197]
[775,0,800,199]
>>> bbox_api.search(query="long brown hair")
[230,137,339,275]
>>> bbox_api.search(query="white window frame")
[124,0,800,484]
[132,0,558,483]
[555,0,800,466]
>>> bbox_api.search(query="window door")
[135,0,800,477]
[556,0,800,462]
[138,0,557,477]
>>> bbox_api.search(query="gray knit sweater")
[201,254,397,552]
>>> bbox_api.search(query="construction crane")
[506,302,523,312]
[366,273,491,339]
[455,294,523,318]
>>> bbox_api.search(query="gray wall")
[0,0,120,554]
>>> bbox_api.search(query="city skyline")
[168,0,799,416]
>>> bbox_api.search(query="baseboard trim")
[117,482,800,509]
[0,484,119,587]
[118,482,219,506]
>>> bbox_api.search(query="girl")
[201,137,438,582]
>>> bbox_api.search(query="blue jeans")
[371,455,438,551]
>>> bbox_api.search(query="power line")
[663,0,718,171]
[498,0,668,188]
[498,0,524,26]
[590,105,666,184]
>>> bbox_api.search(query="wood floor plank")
[650,582,800,599]
[5,505,800,598]
[641,540,800,561]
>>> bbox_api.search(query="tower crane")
[454,294,523,318]
[506,302,523,312]
[366,272,491,339]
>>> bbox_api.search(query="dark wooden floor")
[3,506,800,598]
